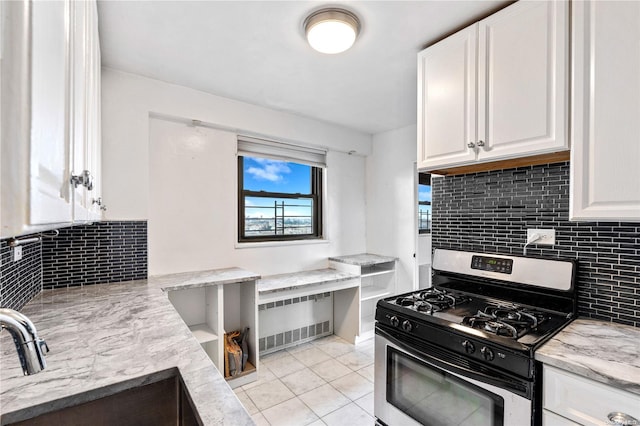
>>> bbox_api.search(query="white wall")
[366,124,417,293]
[102,68,372,220]
[102,69,369,276]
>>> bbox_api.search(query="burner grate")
[462,305,548,339]
[391,288,471,314]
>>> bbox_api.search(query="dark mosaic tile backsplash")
[0,235,42,311]
[0,221,147,310]
[42,221,147,289]
[432,161,640,327]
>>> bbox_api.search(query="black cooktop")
[377,285,573,352]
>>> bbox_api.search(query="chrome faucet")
[0,308,49,375]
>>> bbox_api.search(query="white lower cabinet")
[168,280,258,388]
[543,365,640,426]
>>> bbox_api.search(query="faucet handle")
[38,338,49,355]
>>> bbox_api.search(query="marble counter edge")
[257,269,359,295]
[148,267,261,292]
[535,318,640,396]
[328,253,398,266]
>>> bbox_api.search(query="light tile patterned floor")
[234,335,375,426]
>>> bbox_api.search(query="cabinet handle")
[70,170,93,191]
[477,140,485,147]
[92,197,107,211]
[608,412,639,426]
[467,142,476,149]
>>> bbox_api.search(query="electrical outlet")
[13,246,23,262]
[527,229,555,245]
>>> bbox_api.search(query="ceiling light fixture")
[304,8,360,54]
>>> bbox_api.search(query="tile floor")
[233,335,376,426]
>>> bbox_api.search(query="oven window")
[387,347,504,426]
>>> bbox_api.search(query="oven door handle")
[376,326,529,396]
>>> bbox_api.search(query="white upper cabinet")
[29,0,73,227]
[0,0,102,238]
[418,0,569,173]
[570,0,640,221]
[70,0,103,222]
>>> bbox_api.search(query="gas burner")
[483,305,546,329]
[414,300,435,312]
[484,320,518,338]
[462,305,549,339]
[395,297,416,306]
[391,288,471,313]
[463,315,519,339]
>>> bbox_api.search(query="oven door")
[374,326,532,426]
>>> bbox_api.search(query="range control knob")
[462,340,475,354]
[402,320,413,332]
[390,316,400,328]
[481,347,495,361]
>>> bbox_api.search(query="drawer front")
[544,366,640,426]
[543,409,580,426]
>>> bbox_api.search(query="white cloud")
[246,159,291,182]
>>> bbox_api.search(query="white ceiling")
[97,1,509,135]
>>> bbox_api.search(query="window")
[237,137,324,242]
[418,173,431,233]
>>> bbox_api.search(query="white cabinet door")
[29,0,73,227]
[70,0,102,222]
[570,0,640,221]
[477,0,568,162]
[417,25,477,170]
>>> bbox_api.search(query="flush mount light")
[304,8,360,54]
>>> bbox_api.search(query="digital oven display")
[471,255,513,274]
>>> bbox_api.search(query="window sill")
[235,239,330,249]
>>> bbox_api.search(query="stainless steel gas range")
[374,249,577,426]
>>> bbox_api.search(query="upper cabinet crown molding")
[417,0,569,174]
[1,0,103,239]
[569,0,640,221]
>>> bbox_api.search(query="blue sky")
[243,157,310,193]
[418,184,432,203]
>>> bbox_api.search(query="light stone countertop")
[536,318,640,396]
[0,268,260,425]
[328,253,397,266]
[257,268,359,295]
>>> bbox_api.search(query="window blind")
[237,136,326,168]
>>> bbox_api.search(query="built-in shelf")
[361,269,395,278]
[329,254,396,344]
[361,286,392,302]
[226,361,256,381]
[167,275,259,389]
[361,262,395,277]
[189,324,218,344]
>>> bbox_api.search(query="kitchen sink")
[7,369,201,426]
